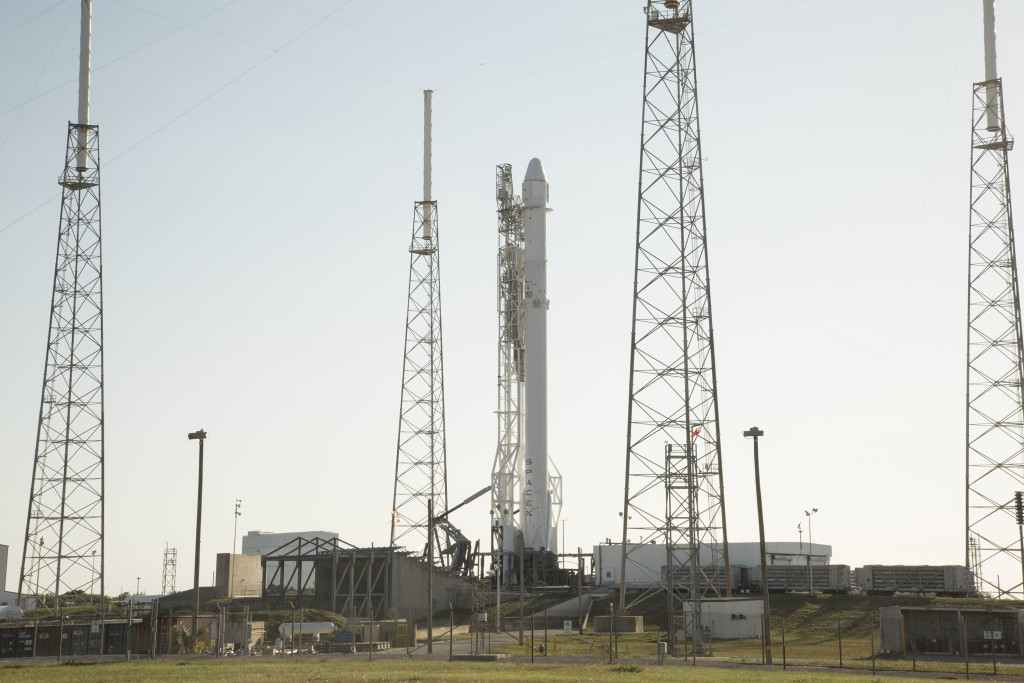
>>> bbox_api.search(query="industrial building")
[256,536,474,624]
[0,545,18,609]
[593,542,833,588]
[880,605,1024,656]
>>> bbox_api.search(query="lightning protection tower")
[390,90,449,565]
[19,0,105,619]
[162,545,177,595]
[619,0,731,651]
[965,0,1024,598]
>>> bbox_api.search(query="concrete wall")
[681,598,763,639]
[390,555,473,624]
[215,554,263,598]
[594,542,833,587]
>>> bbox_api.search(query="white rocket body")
[521,158,554,552]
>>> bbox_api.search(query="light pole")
[188,429,207,644]
[797,523,802,553]
[744,426,771,664]
[233,500,242,554]
[805,508,818,596]
[560,516,566,555]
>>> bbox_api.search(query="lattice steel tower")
[162,545,177,595]
[966,0,1024,598]
[390,90,448,562]
[18,0,105,615]
[618,0,730,649]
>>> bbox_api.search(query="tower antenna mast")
[965,0,1024,598]
[391,91,449,566]
[19,0,106,634]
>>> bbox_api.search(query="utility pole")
[188,430,207,642]
[233,500,242,554]
[744,427,771,664]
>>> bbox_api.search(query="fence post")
[780,613,786,670]
[544,607,547,656]
[449,603,454,663]
[870,613,875,675]
[990,616,997,676]
[58,610,64,662]
[613,603,618,661]
[531,610,535,664]
[910,609,917,672]
[837,593,843,668]
[608,603,613,664]
[406,609,411,656]
[150,599,159,659]
[962,612,970,680]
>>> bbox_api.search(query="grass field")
[0,657,979,682]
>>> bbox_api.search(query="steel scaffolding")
[19,122,105,614]
[491,163,525,586]
[618,0,730,651]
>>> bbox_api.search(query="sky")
[0,0,1022,596]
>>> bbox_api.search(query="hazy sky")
[0,0,1020,595]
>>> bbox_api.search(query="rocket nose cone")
[525,158,547,182]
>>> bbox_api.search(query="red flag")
[691,426,702,439]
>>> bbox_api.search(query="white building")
[594,541,833,587]
[0,544,20,607]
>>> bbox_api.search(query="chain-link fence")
[387,592,1024,678]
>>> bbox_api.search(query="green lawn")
[0,657,973,682]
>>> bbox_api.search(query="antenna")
[20,0,105,630]
[422,90,433,239]
[391,91,448,566]
[983,0,999,130]
[76,0,91,170]
[966,0,1024,598]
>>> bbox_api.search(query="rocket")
[521,158,554,552]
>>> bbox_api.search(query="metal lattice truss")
[161,546,177,595]
[491,164,525,577]
[966,77,1024,598]
[391,200,448,562]
[619,0,730,628]
[19,123,104,610]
